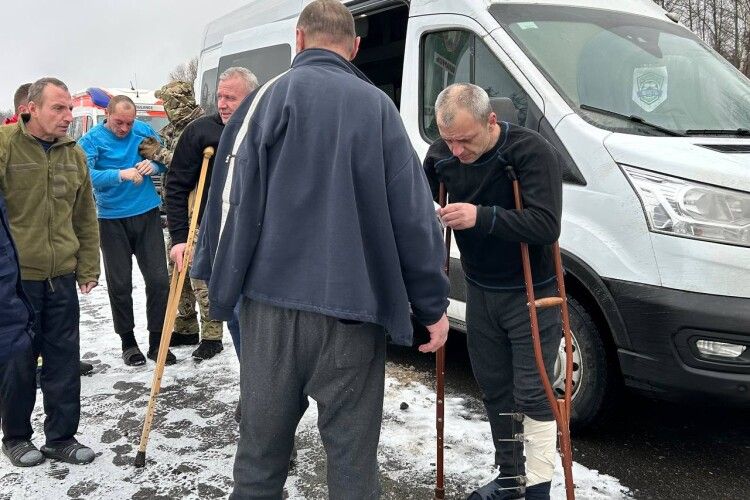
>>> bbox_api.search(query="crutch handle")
[532,297,564,309]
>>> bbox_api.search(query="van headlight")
[621,165,750,247]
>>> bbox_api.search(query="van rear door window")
[201,68,219,115]
[217,43,292,88]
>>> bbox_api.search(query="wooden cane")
[506,165,575,499]
[134,146,215,467]
[434,182,451,499]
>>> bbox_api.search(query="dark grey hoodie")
[192,48,449,346]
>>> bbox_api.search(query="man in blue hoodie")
[193,1,450,498]
[79,96,176,367]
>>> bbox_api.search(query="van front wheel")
[552,295,614,432]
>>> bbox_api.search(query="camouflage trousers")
[166,231,223,341]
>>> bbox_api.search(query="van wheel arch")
[561,253,626,432]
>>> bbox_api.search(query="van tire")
[565,295,615,433]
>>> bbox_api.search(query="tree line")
[656,0,750,75]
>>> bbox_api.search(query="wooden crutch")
[134,146,215,468]
[506,165,575,500]
[434,182,451,499]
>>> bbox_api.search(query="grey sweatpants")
[231,298,386,500]
[466,281,561,477]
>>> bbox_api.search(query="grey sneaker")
[2,440,45,467]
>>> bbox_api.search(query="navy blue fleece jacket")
[192,48,449,346]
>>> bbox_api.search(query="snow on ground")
[1,267,631,499]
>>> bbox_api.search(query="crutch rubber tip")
[134,451,146,468]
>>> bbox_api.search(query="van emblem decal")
[632,66,668,112]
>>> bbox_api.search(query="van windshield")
[490,5,750,136]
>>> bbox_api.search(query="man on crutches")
[424,83,564,500]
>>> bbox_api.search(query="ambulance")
[68,87,168,140]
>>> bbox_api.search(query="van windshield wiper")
[684,128,750,136]
[579,104,685,137]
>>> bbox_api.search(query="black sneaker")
[147,346,177,365]
[192,339,223,360]
[467,475,525,500]
[79,361,94,375]
[170,332,200,347]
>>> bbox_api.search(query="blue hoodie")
[79,120,165,219]
[192,49,449,346]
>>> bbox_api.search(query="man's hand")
[439,203,477,230]
[120,168,143,185]
[419,313,449,353]
[138,137,161,160]
[79,281,97,294]
[135,159,156,176]
[170,243,188,272]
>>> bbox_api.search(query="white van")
[197,0,750,428]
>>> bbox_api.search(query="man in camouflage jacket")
[138,81,222,350]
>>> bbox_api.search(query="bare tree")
[655,0,750,76]
[168,56,199,84]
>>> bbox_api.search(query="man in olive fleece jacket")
[0,78,100,467]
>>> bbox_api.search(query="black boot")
[79,360,94,375]
[147,346,177,365]
[524,481,551,500]
[170,332,199,347]
[192,339,223,360]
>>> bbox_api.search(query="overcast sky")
[0,0,250,111]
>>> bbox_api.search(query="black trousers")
[1,274,80,447]
[466,281,561,477]
[99,208,169,341]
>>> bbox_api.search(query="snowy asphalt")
[0,266,746,499]
[392,332,750,500]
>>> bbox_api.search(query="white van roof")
[202,0,671,54]
[202,0,302,52]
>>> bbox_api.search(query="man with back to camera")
[0,77,100,466]
[192,1,450,497]
[424,83,563,500]
[79,95,176,367]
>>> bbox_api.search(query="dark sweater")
[192,49,449,345]
[165,113,224,244]
[0,191,33,363]
[424,122,563,290]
